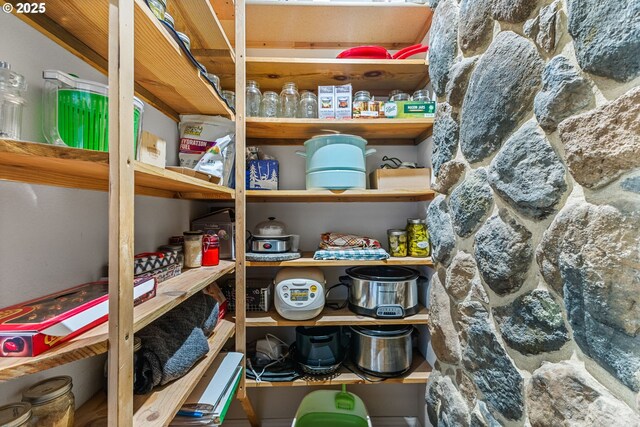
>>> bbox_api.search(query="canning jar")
[176,31,191,51]
[147,0,166,20]
[260,91,279,117]
[406,218,430,257]
[387,229,408,257]
[390,92,411,101]
[22,376,75,427]
[388,89,402,99]
[354,91,371,104]
[0,403,32,427]
[412,89,430,101]
[298,91,318,118]
[222,90,235,110]
[246,80,262,117]
[0,61,27,140]
[279,82,299,118]
[206,73,221,92]
[163,11,174,28]
[183,231,204,268]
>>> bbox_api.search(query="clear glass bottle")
[260,91,280,118]
[246,80,262,117]
[0,403,32,427]
[406,218,430,257]
[0,61,27,140]
[298,91,318,118]
[412,89,430,101]
[22,376,75,427]
[279,82,299,118]
[222,90,235,110]
[390,92,411,101]
[387,229,408,257]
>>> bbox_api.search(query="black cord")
[325,283,348,310]
[343,362,387,383]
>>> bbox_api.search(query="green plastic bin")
[292,386,372,427]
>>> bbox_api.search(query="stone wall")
[424,0,640,425]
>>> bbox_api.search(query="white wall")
[0,12,201,406]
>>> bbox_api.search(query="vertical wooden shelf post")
[107,0,135,425]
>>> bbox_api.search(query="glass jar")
[163,11,175,28]
[206,73,221,92]
[22,376,74,427]
[183,231,204,268]
[260,91,280,118]
[0,403,32,427]
[176,31,191,51]
[0,61,27,140]
[406,218,430,257]
[147,0,166,20]
[246,80,262,117]
[279,82,299,118]
[388,89,402,99]
[354,90,371,104]
[387,229,408,257]
[298,91,318,118]
[412,89,430,101]
[390,92,411,101]
[222,90,235,110]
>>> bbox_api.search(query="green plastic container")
[292,386,372,427]
[43,70,143,155]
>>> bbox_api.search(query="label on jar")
[417,241,429,249]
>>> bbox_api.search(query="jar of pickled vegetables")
[387,229,408,257]
[406,218,430,257]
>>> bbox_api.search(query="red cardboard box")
[0,277,156,357]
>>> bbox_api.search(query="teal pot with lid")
[295,133,376,174]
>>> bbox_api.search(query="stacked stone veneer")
[424,0,640,425]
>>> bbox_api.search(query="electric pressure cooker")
[340,266,420,319]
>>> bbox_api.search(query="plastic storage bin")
[42,70,143,154]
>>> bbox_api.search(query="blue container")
[246,159,279,190]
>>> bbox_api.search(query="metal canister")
[387,229,408,257]
[406,218,430,257]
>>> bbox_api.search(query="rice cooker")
[274,268,326,320]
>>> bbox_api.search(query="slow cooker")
[274,268,326,321]
[350,325,413,377]
[340,266,420,319]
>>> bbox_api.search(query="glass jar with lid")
[354,90,371,104]
[406,218,430,257]
[183,231,204,268]
[390,92,411,102]
[163,11,175,28]
[387,229,408,257]
[246,80,262,117]
[412,89,430,101]
[388,89,402,99]
[298,91,318,118]
[147,0,166,20]
[0,61,27,140]
[279,82,299,118]
[0,403,32,427]
[176,31,191,51]
[206,73,221,93]
[22,376,75,427]
[222,90,235,110]
[260,91,280,117]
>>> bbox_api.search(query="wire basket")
[223,278,272,312]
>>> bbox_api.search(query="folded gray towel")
[135,292,219,394]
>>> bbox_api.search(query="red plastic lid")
[337,46,392,59]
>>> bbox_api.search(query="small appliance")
[249,217,300,254]
[350,325,413,377]
[293,326,347,376]
[274,268,326,321]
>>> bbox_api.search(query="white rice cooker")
[274,268,326,321]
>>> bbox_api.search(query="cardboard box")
[335,84,353,119]
[192,208,236,260]
[318,86,335,119]
[0,278,156,357]
[167,167,222,185]
[353,101,386,118]
[138,131,167,168]
[384,101,437,118]
[246,159,279,190]
[370,168,431,190]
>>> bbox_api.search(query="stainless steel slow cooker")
[340,266,420,318]
[350,325,413,377]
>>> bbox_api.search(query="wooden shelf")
[246,354,431,387]
[246,118,434,145]
[246,189,435,203]
[228,1,433,50]
[246,306,429,327]
[75,319,236,427]
[247,253,433,267]
[0,263,235,381]
[211,58,430,95]
[5,0,233,118]
[0,139,235,200]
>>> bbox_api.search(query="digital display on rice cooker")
[290,289,309,301]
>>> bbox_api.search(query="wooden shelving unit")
[246,306,429,327]
[246,354,431,388]
[247,189,435,203]
[3,0,234,119]
[74,319,236,427]
[247,118,434,145]
[246,253,433,267]
[0,263,235,381]
[0,139,235,200]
